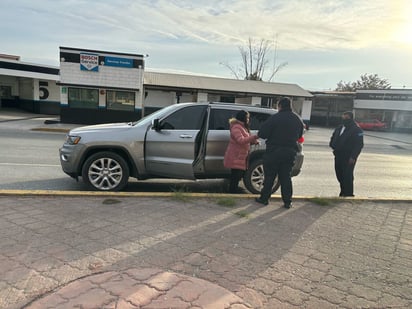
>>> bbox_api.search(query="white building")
[59,47,145,124]
[0,53,59,113]
[354,89,412,131]
[1,48,313,126]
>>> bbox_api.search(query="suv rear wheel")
[243,158,280,194]
[82,152,129,191]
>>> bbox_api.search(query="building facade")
[0,54,60,114]
[58,47,145,124]
[143,71,313,127]
[310,91,355,127]
[354,89,412,132]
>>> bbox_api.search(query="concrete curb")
[0,189,411,203]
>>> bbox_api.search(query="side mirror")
[152,118,161,131]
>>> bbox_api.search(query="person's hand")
[348,158,356,165]
[251,135,260,145]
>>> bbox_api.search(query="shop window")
[0,86,12,99]
[68,88,98,109]
[220,96,235,103]
[107,90,135,111]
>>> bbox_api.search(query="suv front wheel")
[243,158,280,194]
[82,151,129,191]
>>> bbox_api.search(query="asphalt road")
[0,113,411,198]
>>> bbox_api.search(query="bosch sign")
[80,53,99,72]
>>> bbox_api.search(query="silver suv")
[59,102,304,193]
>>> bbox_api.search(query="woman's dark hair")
[235,110,250,132]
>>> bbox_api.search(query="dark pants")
[229,169,244,192]
[334,154,356,196]
[259,147,297,204]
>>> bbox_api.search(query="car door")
[194,107,273,177]
[145,105,207,179]
[197,107,234,177]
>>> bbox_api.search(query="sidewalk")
[0,193,411,309]
[1,108,411,308]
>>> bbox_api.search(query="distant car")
[357,119,388,131]
[59,102,304,193]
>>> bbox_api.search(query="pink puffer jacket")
[224,119,257,170]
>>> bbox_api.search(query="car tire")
[82,151,129,191]
[243,158,280,194]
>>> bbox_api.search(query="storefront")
[354,90,412,132]
[2,49,313,125]
[59,47,145,124]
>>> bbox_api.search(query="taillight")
[297,136,304,144]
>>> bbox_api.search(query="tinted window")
[161,105,206,130]
[249,112,271,130]
[209,109,237,130]
[68,88,99,109]
[107,90,135,111]
[209,109,272,131]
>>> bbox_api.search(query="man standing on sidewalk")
[329,111,364,197]
[255,97,304,208]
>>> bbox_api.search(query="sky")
[1,0,412,91]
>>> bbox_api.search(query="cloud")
[1,0,411,89]
[0,0,399,50]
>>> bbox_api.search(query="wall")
[18,78,33,100]
[60,62,143,94]
[144,90,175,108]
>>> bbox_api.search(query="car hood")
[70,122,136,134]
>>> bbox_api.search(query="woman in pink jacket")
[224,110,259,193]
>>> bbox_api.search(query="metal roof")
[144,71,312,98]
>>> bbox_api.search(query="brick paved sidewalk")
[25,268,250,309]
[0,195,411,308]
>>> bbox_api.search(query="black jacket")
[258,109,304,152]
[329,120,364,159]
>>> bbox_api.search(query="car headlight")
[65,135,81,145]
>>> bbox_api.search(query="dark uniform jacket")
[258,109,304,152]
[329,120,364,159]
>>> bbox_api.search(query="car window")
[161,105,207,130]
[209,109,272,130]
[209,109,236,130]
[249,112,271,130]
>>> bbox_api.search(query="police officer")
[255,97,304,208]
[329,111,364,197]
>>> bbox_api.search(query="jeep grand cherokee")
[59,102,304,193]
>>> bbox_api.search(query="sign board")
[104,56,133,68]
[80,53,99,71]
[356,92,412,101]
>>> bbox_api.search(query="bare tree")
[221,37,288,81]
[336,74,391,91]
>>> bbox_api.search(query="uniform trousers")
[260,147,297,204]
[334,153,355,196]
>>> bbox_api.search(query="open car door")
[145,105,207,179]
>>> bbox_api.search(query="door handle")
[179,134,193,138]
